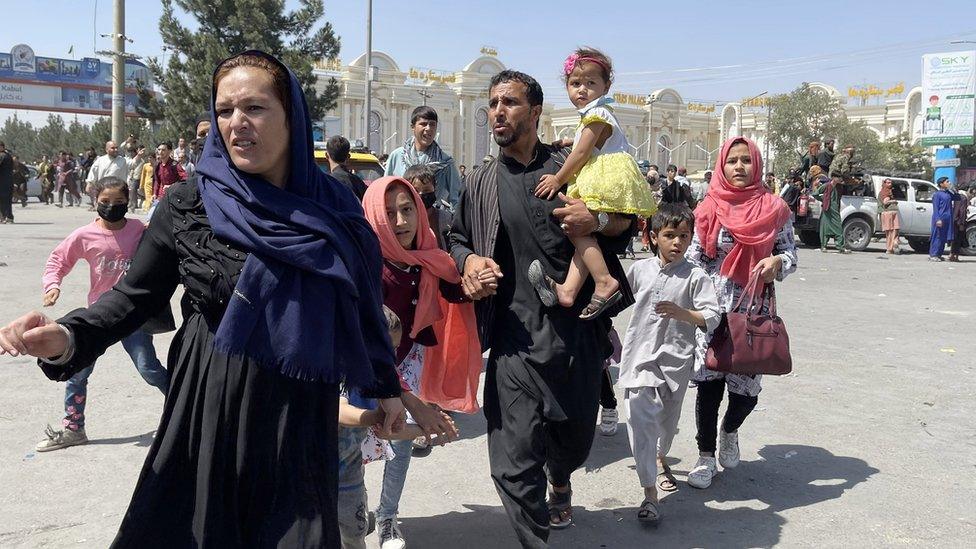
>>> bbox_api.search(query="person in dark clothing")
[0,141,14,223]
[327,135,368,201]
[816,139,835,173]
[948,185,972,261]
[797,140,820,179]
[449,70,634,548]
[661,164,696,209]
[0,50,406,548]
[11,154,29,207]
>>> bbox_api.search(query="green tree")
[876,133,932,178]
[958,144,976,168]
[0,114,39,161]
[148,0,341,138]
[768,83,846,176]
[66,117,95,156]
[35,114,70,159]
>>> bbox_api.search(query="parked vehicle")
[312,143,384,184]
[793,174,976,255]
[24,165,45,203]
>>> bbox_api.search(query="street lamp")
[659,140,687,165]
[382,132,398,153]
[694,142,720,167]
[645,94,659,161]
[630,137,651,160]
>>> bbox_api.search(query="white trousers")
[624,383,688,487]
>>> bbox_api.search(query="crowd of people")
[0,125,208,223]
[0,44,965,549]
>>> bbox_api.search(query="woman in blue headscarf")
[0,51,405,547]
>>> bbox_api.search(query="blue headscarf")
[196,50,393,385]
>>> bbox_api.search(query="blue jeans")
[338,426,369,549]
[63,329,168,430]
[375,437,413,520]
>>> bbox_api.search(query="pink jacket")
[43,220,146,305]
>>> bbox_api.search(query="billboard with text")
[920,50,975,146]
[0,43,151,117]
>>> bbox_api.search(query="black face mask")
[97,203,128,223]
[420,192,437,209]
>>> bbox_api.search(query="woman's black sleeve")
[38,196,182,381]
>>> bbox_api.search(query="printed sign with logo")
[920,51,975,146]
[11,44,36,73]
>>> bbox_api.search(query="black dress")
[39,180,401,548]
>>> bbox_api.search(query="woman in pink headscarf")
[684,137,798,490]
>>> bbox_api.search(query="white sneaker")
[378,516,406,549]
[687,456,717,489]
[599,407,618,436]
[719,430,740,469]
[36,425,88,452]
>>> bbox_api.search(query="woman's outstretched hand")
[0,311,68,359]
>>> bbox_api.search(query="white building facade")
[315,52,929,172]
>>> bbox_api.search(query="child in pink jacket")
[36,176,169,452]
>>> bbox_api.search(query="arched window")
[690,137,707,161]
[367,110,383,153]
[656,135,672,168]
[475,107,490,162]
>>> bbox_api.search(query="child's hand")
[535,174,562,200]
[655,301,691,323]
[42,289,60,307]
[478,269,499,287]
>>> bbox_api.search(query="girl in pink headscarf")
[361,176,490,544]
[684,137,798,491]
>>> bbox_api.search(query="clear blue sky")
[3,0,976,124]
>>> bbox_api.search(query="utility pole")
[364,0,373,146]
[111,0,125,145]
[417,89,434,106]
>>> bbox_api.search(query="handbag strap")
[731,270,764,313]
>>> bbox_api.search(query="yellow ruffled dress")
[568,96,657,217]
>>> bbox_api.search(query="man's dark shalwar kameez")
[450,143,633,547]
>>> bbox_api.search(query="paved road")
[1,203,974,548]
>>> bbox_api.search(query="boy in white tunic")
[619,204,721,525]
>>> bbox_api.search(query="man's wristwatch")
[595,212,610,232]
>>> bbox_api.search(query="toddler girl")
[530,47,657,320]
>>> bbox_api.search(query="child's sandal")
[528,259,558,307]
[579,290,623,320]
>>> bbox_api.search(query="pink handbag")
[705,271,792,376]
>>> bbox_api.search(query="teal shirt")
[385,144,462,208]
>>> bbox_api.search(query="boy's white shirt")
[617,256,721,392]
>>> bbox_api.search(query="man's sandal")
[528,260,558,307]
[637,499,660,526]
[579,290,623,320]
[547,486,573,529]
[657,464,678,492]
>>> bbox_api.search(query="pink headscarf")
[694,137,791,288]
[362,176,460,338]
